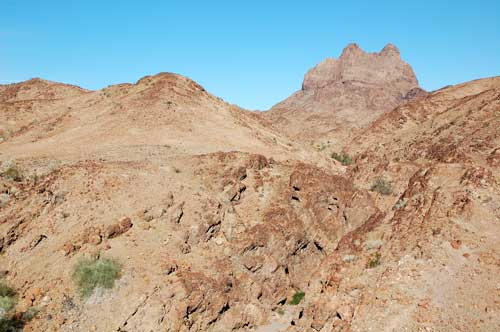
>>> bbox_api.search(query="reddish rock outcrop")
[266,43,424,147]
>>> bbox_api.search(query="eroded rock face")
[266,43,424,147]
[0,151,377,332]
[302,43,417,94]
[340,77,500,332]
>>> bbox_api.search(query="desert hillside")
[0,78,88,144]
[0,73,320,164]
[0,47,499,332]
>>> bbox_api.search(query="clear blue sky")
[1,0,499,110]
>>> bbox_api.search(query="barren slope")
[0,73,319,165]
[350,76,500,167]
[342,76,500,332]
[0,78,89,143]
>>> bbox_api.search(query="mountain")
[0,78,89,143]
[0,73,324,166]
[0,54,499,332]
[266,43,426,147]
[0,78,88,103]
[349,76,500,166]
[341,76,500,331]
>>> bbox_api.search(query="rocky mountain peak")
[339,42,364,57]
[380,43,401,57]
[268,43,424,146]
[302,43,418,93]
[0,77,88,103]
[132,72,208,97]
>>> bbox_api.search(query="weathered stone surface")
[105,217,133,239]
[266,43,424,147]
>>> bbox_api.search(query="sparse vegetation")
[370,178,392,195]
[0,311,36,332]
[1,167,22,182]
[367,252,381,268]
[72,257,122,298]
[331,152,354,166]
[316,143,327,151]
[0,296,15,316]
[0,317,22,332]
[0,283,15,298]
[0,280,22,332]
[20,307,39,322]
[0,282,15,314]
[289,291,305,305]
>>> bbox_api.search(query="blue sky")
[1,0,499,110]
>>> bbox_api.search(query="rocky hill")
[349,77,500,166]
[0,73,312,162]
[0,78,89,143]
[0,48,499,332]
[341,76,500,332]
[266,43,426,147]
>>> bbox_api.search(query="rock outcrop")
[266,43,425,147]
[302,43,417,93]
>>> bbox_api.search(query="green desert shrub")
[367,252,382,269]
[331,152,353,166]
[72,257,122,298]
[0,313,32,332]
[0,317,22,332]
[0,281,17,332]
[0,283,15,298]
[0,281,37,332]
[289,291,305,305]
[370,178,392,195]
[0,282,15,313]
[1,167,22,182]
[0,296,15,315]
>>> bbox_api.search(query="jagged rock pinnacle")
[302,43,417,92]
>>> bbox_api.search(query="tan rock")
[450,239,462,250]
